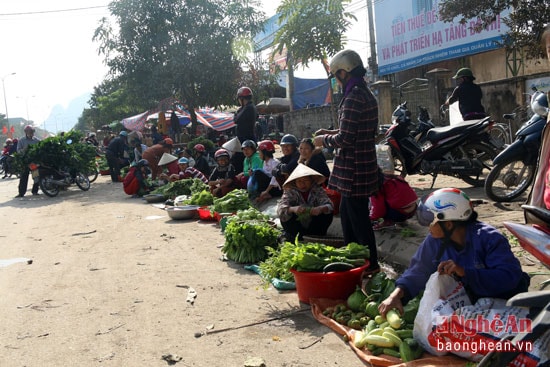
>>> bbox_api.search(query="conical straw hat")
[222,137,242,153]
[158,153,178,166]
[283,163,326,190]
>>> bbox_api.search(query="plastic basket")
[290,261,369,304]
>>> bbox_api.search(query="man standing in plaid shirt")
[314,49,380,273]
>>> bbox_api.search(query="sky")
[0,0,367,132]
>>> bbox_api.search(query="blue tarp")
[292,77,331,110]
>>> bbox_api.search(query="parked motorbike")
[484,90,548,202]
[29,162,90,197]
[409,105,435,144]
[382,101,500,187]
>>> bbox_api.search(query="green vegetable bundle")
[222,219,280,264]
[186,189,214,206]
[227,208,270,223]
[151,178,206,199]
[212,189,251,213]
[259,240,370,283]
[14,131,96,174]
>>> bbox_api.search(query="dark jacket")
[234,102,258,142]
[322,81,379,198]
[448,81,485,118]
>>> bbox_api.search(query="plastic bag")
[413,272,471,356]
[376,144,394,174]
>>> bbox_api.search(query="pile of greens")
[14,131,96,174]
[222,218,280,264]
[212,189,250,213]
[259,240,370,283]
[151,178,207,199]
[184,189,214,206]
[226,207,270,223]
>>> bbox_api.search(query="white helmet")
[417,188,473,226]
[329,49,364,77]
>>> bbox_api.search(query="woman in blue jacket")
[378,188,530,317]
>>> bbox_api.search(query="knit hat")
[158,153,178,166]
[283,163,326,190]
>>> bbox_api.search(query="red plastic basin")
[290,261,369,304]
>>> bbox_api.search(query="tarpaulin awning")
[195,108,235,132]
[121,111,149,131]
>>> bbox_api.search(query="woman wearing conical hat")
[277,164,334,241]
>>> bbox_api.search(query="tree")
[438,0,550,59]
[272,0,355,112]
[93,0,265,135]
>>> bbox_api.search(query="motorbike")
[0,154,20,178]
[477,118,550,366]
[376,104,434,144]
[484,90,548,202]
[382,101,500,187]
[29,162,90,197]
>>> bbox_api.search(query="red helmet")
[163,138,174,146]
[237,86,253,98]
[194,143,206,152]
[24,125,35,133]
[214,149,230,160]
[258,140,275,153]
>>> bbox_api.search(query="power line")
[0,5,108,17]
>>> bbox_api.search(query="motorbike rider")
[378,188,530,317]
[272,134,300,187]
[234,86,258,143]
[16,125,41,197]
[445,67,486,121]
[1,138,15,178]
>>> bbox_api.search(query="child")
[170,157,208,184]
[277,164,334,241]
[252,140,281,203]
[208,149,237,198]
[370,171,418,230]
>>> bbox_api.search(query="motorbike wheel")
[390,147,407,178]
[484,156,536,202]
[75,173,91,191]
[457,142,497,187]
[87,168,99,183]
[39,176,60,197]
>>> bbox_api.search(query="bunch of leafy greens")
[14,131,96,175]
[212,189,251,213]
[222,219,280,264]
[227,207,270,223]
[151,178,206,199]
[185,189,214,206]
[259,240,370,282]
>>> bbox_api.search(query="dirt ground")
[0,170,547,367]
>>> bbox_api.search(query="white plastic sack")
[413,272,472,356]
[376,144,394,174]
[413,272,548,366]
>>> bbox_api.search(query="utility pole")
[367,0,378,80]
[2,72,16,134]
